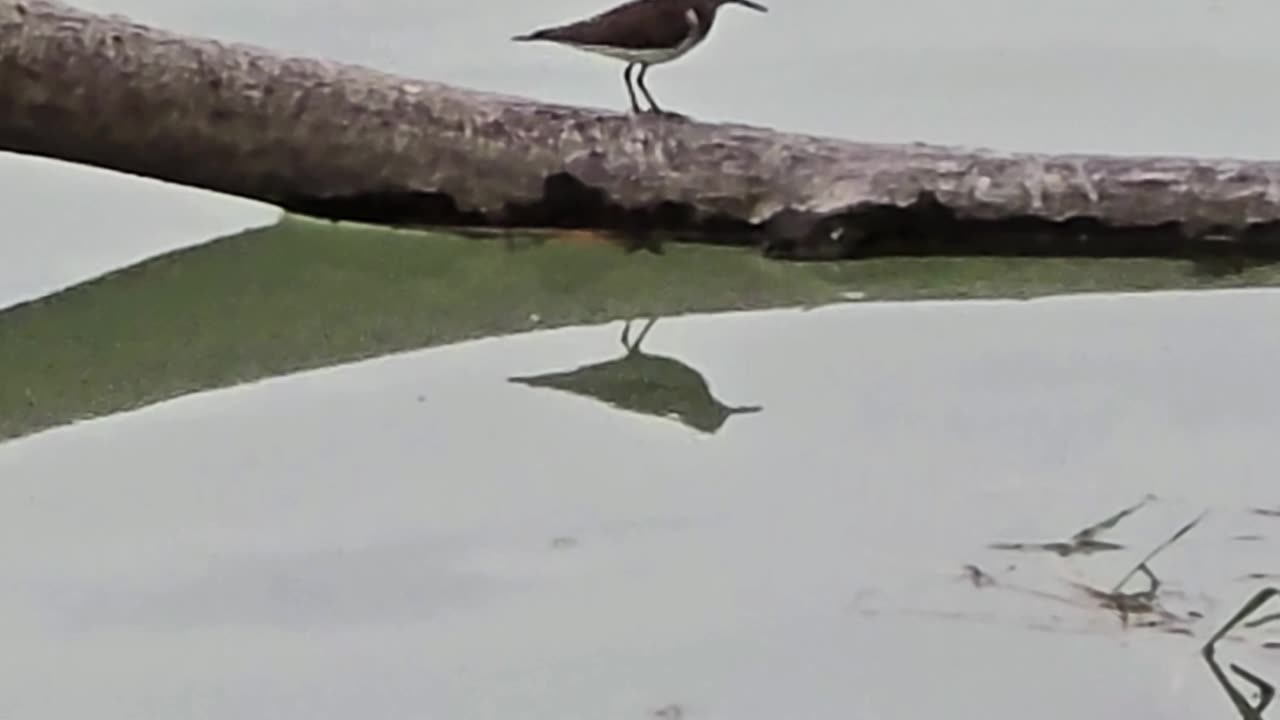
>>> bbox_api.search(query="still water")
[3,0,1280,717]
[2,296,1280,718]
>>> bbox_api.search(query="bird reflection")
[508,317,762,433]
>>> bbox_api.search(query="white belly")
[567,9,703,65]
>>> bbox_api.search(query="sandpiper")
[513,0,767,116]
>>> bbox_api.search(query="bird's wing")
[534,1,696,49]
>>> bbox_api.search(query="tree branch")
[5,0,1280,258]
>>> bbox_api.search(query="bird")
[512,0,767,117]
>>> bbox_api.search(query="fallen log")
[4,0,1280,259]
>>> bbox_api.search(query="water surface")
[2,292,1278,718]
[0,153,278,310]
[5,0,1280,717]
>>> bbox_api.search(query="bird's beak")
[731,0,768,11]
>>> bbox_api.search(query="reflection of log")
[987,495,1151,557]
[508,318,760,434]
[8,1,1280,258]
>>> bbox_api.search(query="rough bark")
[5,0,1280,258]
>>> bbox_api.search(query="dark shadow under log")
[7,0,1280,259]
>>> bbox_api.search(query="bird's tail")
[511,29,550,41]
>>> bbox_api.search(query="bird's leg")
[635,65,687,119]
[630,317,658,350]
[635,64,659,112]
[623,63,642,114]
[620,319,633,350]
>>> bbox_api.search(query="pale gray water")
[4,0,1280,717]
[2,293,1279,718]
[0,153,279,309]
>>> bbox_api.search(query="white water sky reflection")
[1,294,1279,718]
[0,153,279,310]
[4,0,1280,716]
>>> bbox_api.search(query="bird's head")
[715,0,767,11]
[693,0,767,15]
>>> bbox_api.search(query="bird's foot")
[637,108,689,121]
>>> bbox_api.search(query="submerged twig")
[653,703,684,720]
[1109,511,1207,595]
[907,504,1272,653]
[963,564,997,588]
[620,317,658,353]
[1205,587,1280,652]
[1034,510,1210,628]
[988,495,1155,557]
[1245,612,1280,629]
[1046,510,1206,629]
[1071,564,1164,627]
[1204,653,1275,720]
[1203,587,1280,719]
